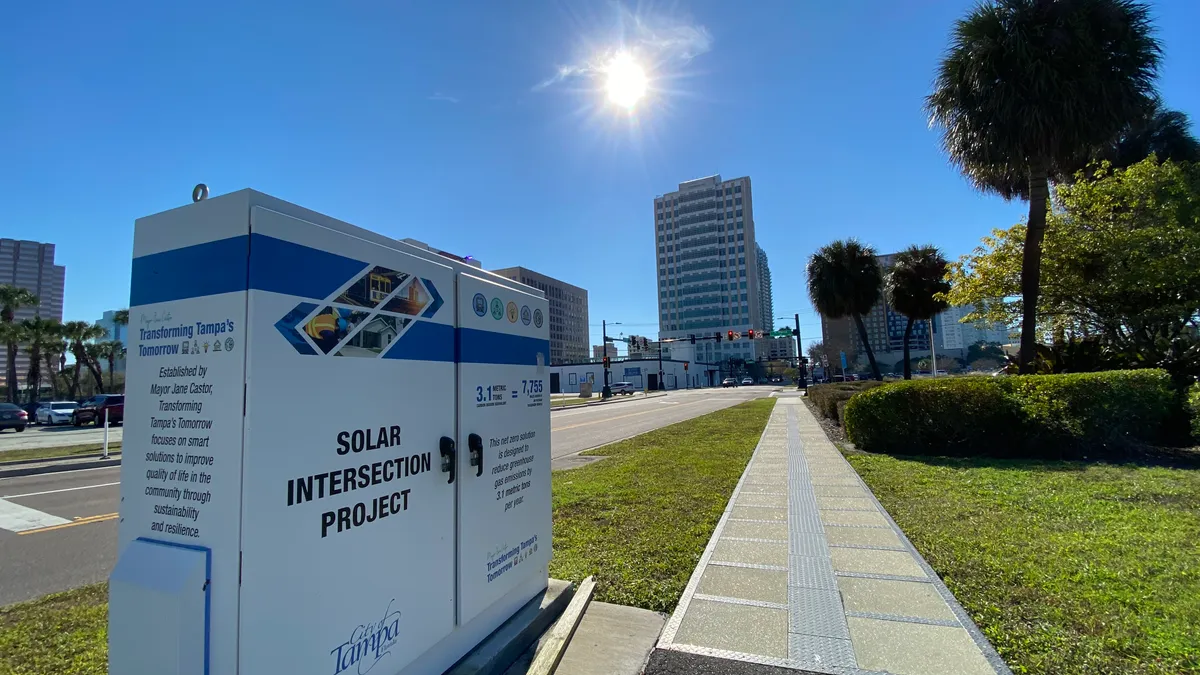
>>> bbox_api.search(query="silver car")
[609,382,637,395]
[36,401,78,426]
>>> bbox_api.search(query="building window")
[736,209,743,217]
[659,258,666,265]
[734,185,742,193]
[737,233,744,241]
[735,197,742,206]
[738,245,745,253]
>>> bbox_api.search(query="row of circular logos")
[473,292,543,328]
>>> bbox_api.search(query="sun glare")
[604,52,648,109]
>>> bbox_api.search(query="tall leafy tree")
[0,284,39,402]
[807,239,885,381]
[62,321,106,399]
[20,318,61,403]
[927,0,1161,372]
[948,157,1200,383]
[885,246,951,379]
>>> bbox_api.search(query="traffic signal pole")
[602,319,612,398]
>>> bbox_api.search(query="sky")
[3,0,1199,355]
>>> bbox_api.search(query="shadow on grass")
[859,444,1200,473]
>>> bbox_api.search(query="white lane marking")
[2,481,121,499]
[0,498,70,532]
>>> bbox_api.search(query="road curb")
[0,457,121,479]
[551,392,669,411]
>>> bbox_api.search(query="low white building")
[550,357,715,393]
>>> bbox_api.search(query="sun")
[604,52,648,109]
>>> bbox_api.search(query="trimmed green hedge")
[843,370,1176,458]
[807,381,885,422]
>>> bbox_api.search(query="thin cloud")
[533,6,712,92]
[428,92,460,103]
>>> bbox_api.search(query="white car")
[609,382,637,395]
[36,401,79,425]
[741,377,754,386]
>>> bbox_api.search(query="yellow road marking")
[18,512,118,535]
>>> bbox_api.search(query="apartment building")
[492,266,589,365]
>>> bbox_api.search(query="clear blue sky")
[4,1,1198,354]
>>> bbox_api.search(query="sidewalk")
[648,396,1011,675]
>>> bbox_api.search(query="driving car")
[721,377,738,388]
[73,394,125,426]
[609,381,636,395]
[35,401,79,425]
[0,403,29,432]
[741,377,754,386]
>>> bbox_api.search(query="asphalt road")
[0,423,123,452]
[0,387,774,606]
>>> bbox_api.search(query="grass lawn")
[550,397,775,611]
[0,443,121,465]
[0,584,107,675]
[845,450,1200,675]
[550,396,594,408]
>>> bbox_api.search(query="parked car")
[35,401,79,426]
[741,377,754,386]
[74,394,124,426]
[722,377,738,388]
[0,403,29,432]
[609,382,636,395]
[23,400,50,422]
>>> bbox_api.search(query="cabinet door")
[455,273,552,625]
[239,207,458,675]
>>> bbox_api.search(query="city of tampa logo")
[330,600,402,675]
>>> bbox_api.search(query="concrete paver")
[651,396,1011,675]
[847,618,997,675]
[673,599,788,659]
[697,565,787,604]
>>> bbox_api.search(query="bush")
[843,370,1176,458]
[1189,382,1200,441]
[807,381,885,422]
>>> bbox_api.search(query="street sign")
[840,351,848,369]
[111,191,551,675]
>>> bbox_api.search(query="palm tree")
[84,342,107,395]
[97,340,125,390]
[0,284,39,402]
[807,239,884,381]
[1105,105,1200,169]
[885,246,951,380]
[43,339,67,399]
[62,321,107,399]
[112,309,129,341]
[926,0,1161,372]
[20,318,61,403]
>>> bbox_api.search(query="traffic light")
[747,330,756,340]
[684,362,689,371]
[689,334,696,344]
[715,331,723,342]
[727,330,735,342]
[603,356,610,368]
[792,328,799,336]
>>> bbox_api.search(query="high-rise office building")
[0,239,66,388]
[492,266,589,365]
[756,245,774,333]
[654,175,763,365]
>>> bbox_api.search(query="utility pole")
[602,319,612,398]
